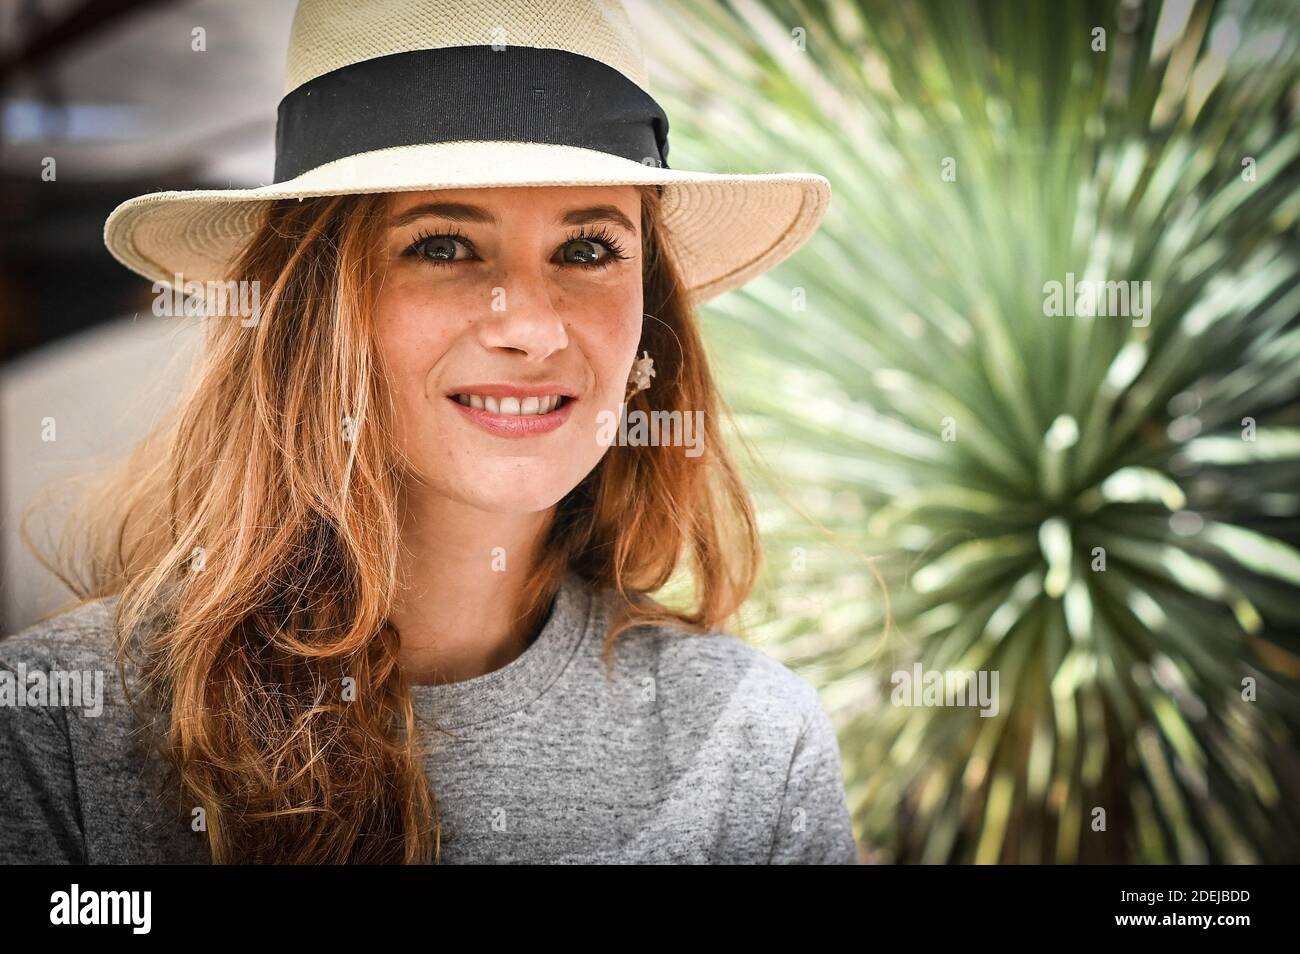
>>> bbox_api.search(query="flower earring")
[628,314,657,395]
[627,349,655,394]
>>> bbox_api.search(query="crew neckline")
[408,569,596,729]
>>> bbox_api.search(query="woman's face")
[374,185,644,514]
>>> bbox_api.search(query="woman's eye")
[559,238,607,266]
[557,229,630,269]
[407,233,468,265]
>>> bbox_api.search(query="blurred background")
[3,0,1299,863]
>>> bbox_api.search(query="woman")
[0,0,854,864]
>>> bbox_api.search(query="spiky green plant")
[641,0,1300,862]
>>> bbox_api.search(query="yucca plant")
[641,0,1300,862]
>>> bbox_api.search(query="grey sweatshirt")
[0,571,859,864]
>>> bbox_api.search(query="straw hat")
[102,0,831,306]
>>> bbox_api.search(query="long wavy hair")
[21,182,762,863]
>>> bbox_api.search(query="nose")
[474,271,569,362]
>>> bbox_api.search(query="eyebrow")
[387,202,637,234]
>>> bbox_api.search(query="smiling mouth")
[448,393,574,416]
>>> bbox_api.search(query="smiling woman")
[0,0,849,865]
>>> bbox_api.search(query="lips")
[444,383,578,437]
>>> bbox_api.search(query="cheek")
[563,294,642,472]
[375,280,459,388]
[373,280,465,456]
[573,287,643,399]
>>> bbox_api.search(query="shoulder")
[582,587,858,863]
[657,628,822,729]
[0,596,122,674]
[0,595,138,747]
[587,586,823,736]
[0,596,181,864]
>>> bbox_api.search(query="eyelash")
[402,225,630,270]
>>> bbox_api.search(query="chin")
[456,489,574,515]
[435,465,586,514]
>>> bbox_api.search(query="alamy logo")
[891,664,1000,718]
[50,884,151,934]
[152,274,262,326]
[595,402,705,458]
[0,664,104,717]
[1042,272,1153,327]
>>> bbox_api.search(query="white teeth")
[452,394,566,415]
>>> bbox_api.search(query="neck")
[390,487,556,686]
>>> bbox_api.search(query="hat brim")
[103,141,829,307]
